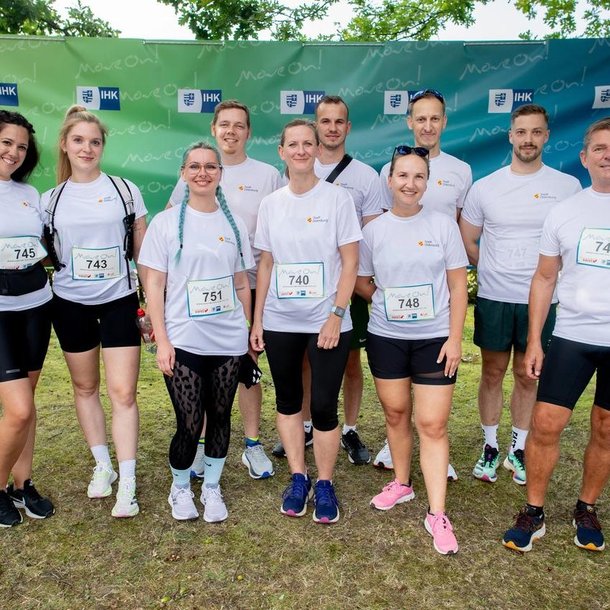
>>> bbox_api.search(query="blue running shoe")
[280,473,312,517]
[502,507,545,552]
[573,505,605,551]
[313,480,340,524]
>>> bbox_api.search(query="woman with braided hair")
[139,141,254,523]
[0,110,54,526]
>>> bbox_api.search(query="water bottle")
[136,308,157,353]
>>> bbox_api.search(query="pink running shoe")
[424,512,459,555]
[370,479,415,511]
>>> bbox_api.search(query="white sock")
[91,444,111,466]
[119,459,136,480]
[342,424,356,435]
[510,427,528,452]
[303,420,313,433]
[482,425,499,449]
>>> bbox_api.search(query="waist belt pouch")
[0,263,48,296]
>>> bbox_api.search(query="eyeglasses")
[410,89,445,104]
[184,162,223,175]
[392,145,430,159]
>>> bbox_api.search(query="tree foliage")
[0,0,119,37]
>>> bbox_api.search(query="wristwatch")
[331,305,346,319]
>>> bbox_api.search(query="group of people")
[0,91,608,558]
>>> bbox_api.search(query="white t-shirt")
[462,165,581,304]
[359,207,468,340]
[540,188,610,347]
[254,180,362,333]
[41,173,148,306]
[380,151,472,218]
[315,157,382,225]
[138,204,254,356]
[169,156,282,288]
[0,180,52,312]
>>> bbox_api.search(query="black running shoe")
[272,428,314,458]
[502,506,545,552]
[0,489,22,527]
[341,429,371,465]
[573,505,605,551]
[8,480,55,519]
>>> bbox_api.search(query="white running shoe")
[190,443,206,479]
[200,484,228,523]
[242,444,275,479]
[111,477,139,518]
[373,440,393,470]
[87,462,118,498]
[167,485,199,521]
[447,463,459,482]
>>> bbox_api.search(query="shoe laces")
[315,483,338,507]
[430,513,453,533]
[247,444,266,459]
[22,480,43,501]
[204,485,223,504]
[513,508,541,531]
[174,486,194,504]
[344,430,365,451]
[574,507,602,530]
[483,444,498,465]
[512,449,525,468]
[116,478,136,502]
[283,476,309,500]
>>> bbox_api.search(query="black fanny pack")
[0,262,48,297]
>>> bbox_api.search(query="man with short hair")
[503,117,610,553]
[168,100,282,480]
[376,88,472,478]
[460,104,581,488]
[270,95,382,465]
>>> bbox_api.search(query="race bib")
[187,276,235,317]
[276,262,324,298]
[0,235,47,270]
[71,246,121,280]
[577,228,610,269]
[494,238,538,270]
[384,284,435,321]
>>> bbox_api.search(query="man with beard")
[459,104,581,487]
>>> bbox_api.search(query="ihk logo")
[384,90,428,115]
[280,90,325,114]
[178,89,222,113]
[488,89,534,113]
[593,85,610,109]
[76,86,121,111]
[0,83,19,106]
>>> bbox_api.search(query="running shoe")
[373,439,393,470]
[280,473,312,517]
[502,507,546,552]
[111,477,139,518]
[504,449,526,485]
[201,484,228,523]
[341,430,371,465]
[87,462,118,498]
[370,479,415,511]
[313,480,340,524]
[472,444,500,482]
[0,489,22,527]
[241,443,275,479]
[272,428,314,458]
[167,485,199,521]
[447,464,458,482]
[424,512,459,555]
[8,480,55,519]
[190,443,206,479]
[573,504,605,551]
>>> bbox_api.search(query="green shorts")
[473,296,556,353]
[349,294,369,350]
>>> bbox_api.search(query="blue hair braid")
[175,184,189,264]
[216,185,245,270]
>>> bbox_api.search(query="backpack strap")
[325,154,353,184]
[44,180,69,271]
[107,175,136,289]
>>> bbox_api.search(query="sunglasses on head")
[392,145,430,159]
[410,88,445,104]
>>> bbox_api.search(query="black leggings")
[263,330,351,432]
[164,348,241,470]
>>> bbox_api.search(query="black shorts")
[0,301,52,382]
[349,294,369,350]
[537,336,610,411]
[52,292,141,353]
[366,332,456,385]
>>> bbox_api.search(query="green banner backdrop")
[2,36,609,213]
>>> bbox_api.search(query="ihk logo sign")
[593,85,610,109]
[178,89,222,113]
[280,91,325,115]
[76,87,121,111]
[488,89,534,113]
[0,83,19,107]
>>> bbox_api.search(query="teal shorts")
[473,296,556,353]
[349,294,369,350]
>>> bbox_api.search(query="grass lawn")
[1,307,607,609]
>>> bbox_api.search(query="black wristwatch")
[331,305,346,319]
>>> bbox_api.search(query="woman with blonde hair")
[42,105,147,518]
